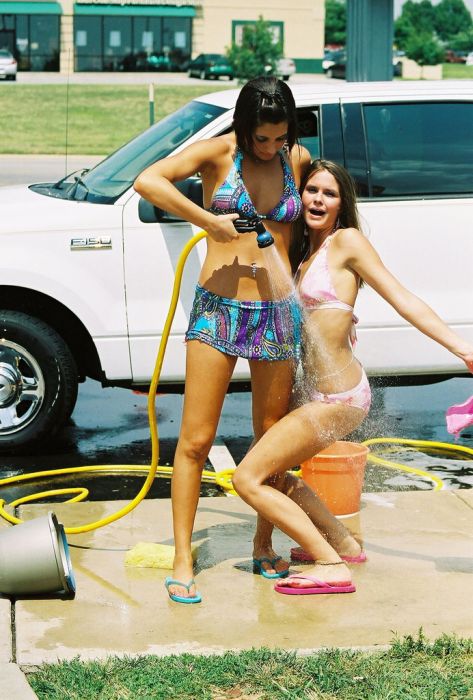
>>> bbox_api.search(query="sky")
[394,0,473,17]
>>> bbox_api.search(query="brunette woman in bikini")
[134,76,316,603]
[232,159,473,595]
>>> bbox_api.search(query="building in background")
[0,0,325,73]
[0,0,61,70]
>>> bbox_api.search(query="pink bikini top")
[298,233,359,345]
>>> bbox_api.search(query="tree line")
[326,0,473,64]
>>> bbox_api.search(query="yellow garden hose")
[0,230,210,533]
[0,229,471,532]
[361,438,473,491]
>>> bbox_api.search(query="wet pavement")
[1,376,472,503]
[1,379,472,699]
[1,489,472,671]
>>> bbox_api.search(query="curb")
[0,663,39,699]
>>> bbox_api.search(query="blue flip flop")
[164,577,202,604]
[253,556,289,580]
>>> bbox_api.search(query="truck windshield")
[77,100,227,203]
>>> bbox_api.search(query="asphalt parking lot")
[1,376,472,504]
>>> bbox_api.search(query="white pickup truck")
[1,80,472,453]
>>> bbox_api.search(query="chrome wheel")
[0,311,78,453]
[0,341,45,435]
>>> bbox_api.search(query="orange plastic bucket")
[300,441,369,516]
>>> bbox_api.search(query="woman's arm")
[342,229,473,371]
[133,138,239,243]
[290,143,312,183]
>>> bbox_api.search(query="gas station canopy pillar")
[346,0,394,81]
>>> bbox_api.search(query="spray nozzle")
[254,220,275,249]
[233,217,275,248]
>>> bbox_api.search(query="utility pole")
[346,0,394,81]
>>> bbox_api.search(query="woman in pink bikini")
[232,159,473,596]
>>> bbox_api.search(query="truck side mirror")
[138,177,203,223]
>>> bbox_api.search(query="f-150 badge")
[70,237,112,250]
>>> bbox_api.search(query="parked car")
[322,48,345,72]
[324,50,347,79]
[274,57,296,80]
[1,81,472,452]
[392,50,405,76]
[444,49,467,64]
[188,54,233,80]
[143,53,173,71]
[119,51,172,72]
[325,51,403,78]
[0,49,17,81]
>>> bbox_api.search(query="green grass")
[442,63,473,79]
[27,632,473,700]
[0,85,232,155]
[1,69,471,155]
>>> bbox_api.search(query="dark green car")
[187,54,234,80]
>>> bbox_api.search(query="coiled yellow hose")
[1,230,470,531]
[361,438,473,491]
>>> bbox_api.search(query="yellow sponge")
[124,542,199,569]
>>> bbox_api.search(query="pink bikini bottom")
[310,368,371,414]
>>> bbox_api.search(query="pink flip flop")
[290,547,367,564]
[446,395,473,438]
[274,574,356,595]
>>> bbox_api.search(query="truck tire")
[0,311,78,454]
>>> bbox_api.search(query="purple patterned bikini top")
[209,147,302,223]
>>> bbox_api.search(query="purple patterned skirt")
[185,285,301,361]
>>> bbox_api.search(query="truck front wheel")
[0,311,78,454]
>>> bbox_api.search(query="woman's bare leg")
[249,359,361,563]
[232,400,365,586]
[248,358,295,575]
[283,473,363,558]
[170,341,237,599]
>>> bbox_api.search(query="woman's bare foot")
[333,534,364,560]
[277,561,352,588]
[169,551,197,599]
[253,545,289,576]
[291,535,364,563]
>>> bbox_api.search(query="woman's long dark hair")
[232,76,298,154]
[290,159,363,274]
